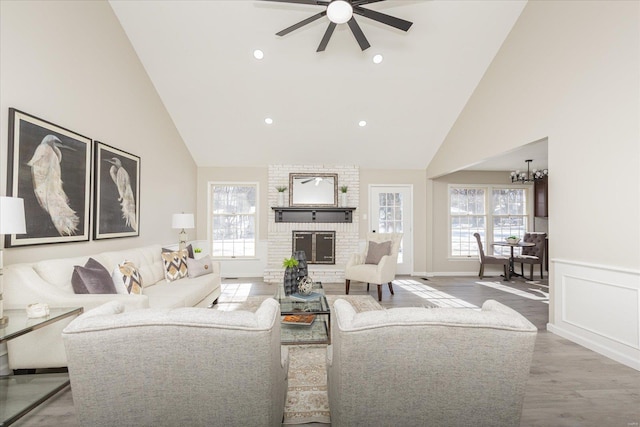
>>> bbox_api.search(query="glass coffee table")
[275,282,331,345]
[0,306,83,426]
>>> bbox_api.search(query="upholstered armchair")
[327,299,537,426]
[344,232,403,301]
[63,299,288,427]
[514,232,547,280]
[473,232,510,280]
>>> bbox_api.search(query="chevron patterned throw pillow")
[161,249,189,282]
[112,260,143,295]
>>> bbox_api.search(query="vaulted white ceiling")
[110,1,527,169]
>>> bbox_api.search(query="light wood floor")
[12,275,640,426]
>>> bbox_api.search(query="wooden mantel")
[271,206,355,223]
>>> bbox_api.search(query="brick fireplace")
[264,165,359,283]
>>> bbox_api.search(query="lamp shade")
[172,213,194,229]
[0,196,26,234]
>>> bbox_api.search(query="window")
[377,192,404,263]
[450,188,486,257]
[449,186,528,258]
[210,183,257,257]
[491,188,528,256]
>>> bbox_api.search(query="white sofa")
[327,299,538,427]
[3,244,221,369]
[63,299,287,427]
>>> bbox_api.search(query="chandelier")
[510,160,548,183]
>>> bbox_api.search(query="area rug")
[325,294,383,312]
[284,345,330,425]
[218,295,383,425]
[283,295,383,424]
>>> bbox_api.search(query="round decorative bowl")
[506,237,521,244]
[297,276,314,295]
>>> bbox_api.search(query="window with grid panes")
[449,187,486,257]
[377,192,404,262]
[491,188,528,256]
[210,183,257,258]
[449,186,529,258]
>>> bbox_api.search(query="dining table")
[491,240,535,279]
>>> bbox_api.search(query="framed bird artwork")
[5,108,92,247]
[93,141,140,240]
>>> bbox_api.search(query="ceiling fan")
[262,0,413,52]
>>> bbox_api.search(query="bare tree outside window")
[449,186,528,258]
[377,192,404,262]
[450,188,486,257]
[492,188,528,256]
[211,184,257,257]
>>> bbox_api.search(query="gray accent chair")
[344,232,403,301]
[473,232,510,280]
[63,299,288,427]
[327,299,537,427]
[514,232,547,280]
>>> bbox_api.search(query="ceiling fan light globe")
[327,1,353,24]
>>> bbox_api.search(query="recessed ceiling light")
[373,54,383,64]
[265,117,273,125]
[358,120,367,127]
[253,49,264,60]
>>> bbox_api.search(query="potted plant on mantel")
[276,186,287,207]
[340,186,348,207]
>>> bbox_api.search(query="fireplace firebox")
[292,231,335,264]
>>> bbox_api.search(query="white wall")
[426,1,640,369]
[0,1,197,265]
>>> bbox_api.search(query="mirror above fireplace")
[289,173,338,207]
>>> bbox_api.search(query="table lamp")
[0,197,26,325]
[172,213,194,251]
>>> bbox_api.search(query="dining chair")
[473,233,510,280]
[513,232,546,280]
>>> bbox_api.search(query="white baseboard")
[548,323,640,371]
[550,259,640,371]
[423,272,480,277]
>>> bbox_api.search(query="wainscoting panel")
[549,260,640,371]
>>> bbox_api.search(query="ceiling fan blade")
[353,6,413,32]
[262,0,329,5]
[352,0,386,5]
[317,22,337,52]
[301,178,315,183]
[277,11,326,36]
[347,18,371,51]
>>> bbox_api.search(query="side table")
[0,307,83,426]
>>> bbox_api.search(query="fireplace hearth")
[293,231,335,264]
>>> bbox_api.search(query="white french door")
[369,185,413,275]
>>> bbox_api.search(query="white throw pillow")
[186,256,213,278]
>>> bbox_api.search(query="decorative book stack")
[282,314,316,326]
